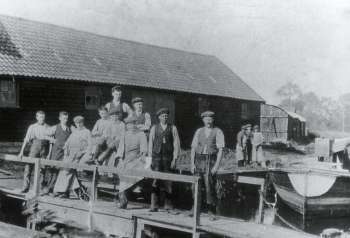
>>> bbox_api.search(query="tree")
[276,82,303,112]
[276,82,343,132]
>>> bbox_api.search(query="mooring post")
[257,179,265,224]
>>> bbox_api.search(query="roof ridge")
[0,14,213,58]
[210,55,265,102]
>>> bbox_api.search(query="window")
[85,87,101,110]
[0,78,18,108]
[241,103,248,119]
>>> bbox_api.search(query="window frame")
[0,77,19,108]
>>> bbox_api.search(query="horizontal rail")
[269,167,350,178]
[0,154,199,184]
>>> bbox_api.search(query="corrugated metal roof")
[286,111,306,122]
[0,15,264,102]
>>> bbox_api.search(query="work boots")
[149,192,159,212]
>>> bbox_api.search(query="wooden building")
[260,104,306,143]
[0,15,264,148]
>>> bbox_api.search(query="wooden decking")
[0,154,317,238]
[0,221,41,238]
[0,181,316,238]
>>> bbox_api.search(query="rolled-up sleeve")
[216,129,225,149]
[24,125,34,142]
[191,129,200,149]
[148,126,155,156]
[172,126,181,159]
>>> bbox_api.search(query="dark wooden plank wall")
[0,77,261,149]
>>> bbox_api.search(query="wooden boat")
[271,137,350,218]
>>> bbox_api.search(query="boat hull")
[271,171,350,217]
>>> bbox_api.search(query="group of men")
[18,85,225,218]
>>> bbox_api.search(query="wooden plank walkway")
[0,154,316,238]
[37,196,317,238]
[0,221,41,238]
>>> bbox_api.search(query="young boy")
[18,111,53,193]
[42,111,71,195]
[148,108,181,212]
[91,106,112,162]
[96,108,125,165]
[105,85,132,118]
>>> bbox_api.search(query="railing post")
[32,158,41,197]
[30,158,41,230]
[88,166,98,232]
[192,177,201,238]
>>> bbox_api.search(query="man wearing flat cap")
[236,125,245,167]
[190,111,225,219]
[242,124,253,166]
[54,115,91,200]
[116,115,148,209]
[105,85,132,119]
[129,97,151,135]
[148,108,181,212]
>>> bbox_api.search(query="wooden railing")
[0,154,201,237]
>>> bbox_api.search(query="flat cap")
[111,85,122,92]
[109,108,122,115]
[253,125,259,129]
[73,115,84,123]
[242,124,252,129]
[124,116,138,124]
[131,97,143,104]
[156,108,170,116]
[201,111,215,118]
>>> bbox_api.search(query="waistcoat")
[195,127,218,155]
[152,124,174,154]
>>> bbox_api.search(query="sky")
[0,0,350,104]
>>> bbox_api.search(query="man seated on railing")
[116,116,148,209]
[53,116,91,200]
[93,108,125,166]
[148,108,181,212]
[18,110,54,193]
[90,106,112,164]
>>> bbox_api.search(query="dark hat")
[73,115,84,123]
[156,108,170,116]
[111,85,122,92]
[131,97,143,104]
[109,108,122,116]
[201,111,215,118]
[124,116,138,124]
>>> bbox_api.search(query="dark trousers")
[244,142,252,164]
[23,140,49,190]
[193,154,217,207]
[152,150,173,194]
[151,149,173,209]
